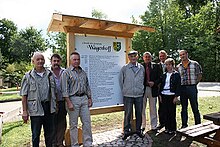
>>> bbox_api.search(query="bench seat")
[177,121,220,146]
[178,121,220,138]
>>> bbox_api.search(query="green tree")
[47,32,67,67]
[1,62,32,87]
[10,26,47,63]
[91,9,108,19]
[0,18,17,64]
[133,0,220,81]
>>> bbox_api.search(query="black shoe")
[151,128,158,132]
[141,128,145,133]
[156,124,165,130]
[180,125,188,129]
[168,131,176,135]
[164,129,169,134]
[136,132,145,138]
[122,132,130,140]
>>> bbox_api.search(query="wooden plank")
[184,124,219,135]
[190,126,219,137]
[177,122,220,138]
[195,136,220,147]
[64,26,133,38]
[90,105,124,115]
[204,112,220,125]
[178,121,213,133]
[48,13,156,34]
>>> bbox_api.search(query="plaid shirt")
[177,59,202,85]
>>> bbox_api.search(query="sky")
[0,0,150,65]
[0,0,150,33]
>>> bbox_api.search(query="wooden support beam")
[66,32,75,67]
[64,26,133,38]
[90,105,124,115]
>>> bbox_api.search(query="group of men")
[119,49,202,140]
[20,52,93,147]
[20,49,202,146]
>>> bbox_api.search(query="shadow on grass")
[147,130,193,147]
[2,121,23,135]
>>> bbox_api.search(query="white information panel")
[75,35,125,108]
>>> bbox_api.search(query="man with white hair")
[142,52,162,132]
[20,52,57,147]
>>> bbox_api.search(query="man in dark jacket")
[157,50,167,130]
[142,52,162,132]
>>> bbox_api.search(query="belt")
[74,93,86,97]
[182,84,196,86]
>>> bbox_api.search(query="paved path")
[92,129,152,147]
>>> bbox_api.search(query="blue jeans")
[30,102,55,147]
[123,96,143,133]
[180,85,201,127]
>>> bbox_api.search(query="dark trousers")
[161,95,176,131]
[158,97,165,126]
[54,101,67,146]
[30,102,55,147]
[123,96,143,133]
[180,85,201,127]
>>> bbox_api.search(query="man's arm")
[22,95,29,123]
[196,62,203,84]
[20,75,29,123]
[61,70,74,111]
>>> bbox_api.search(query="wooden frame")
[47,13,155,115]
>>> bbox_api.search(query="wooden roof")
[47,13,155,38]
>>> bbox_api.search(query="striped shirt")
[177,59,202,85]
[52,68,65,101]
[61,65,91,98]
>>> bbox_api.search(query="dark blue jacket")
[142,62,162,97]
[159,71,181,97]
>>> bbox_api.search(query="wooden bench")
[177,121,220,146]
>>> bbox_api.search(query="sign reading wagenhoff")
[75,35,125,108]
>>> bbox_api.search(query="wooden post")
[66,32,75,67]
[0,115,3,144]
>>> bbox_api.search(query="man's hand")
[67,101,74,111]
[148,81,154,87]
[88,98,93,107]
[158,95,162,103]
[173,97,178,104]
[22,111,29,123]
[65,97,74,111]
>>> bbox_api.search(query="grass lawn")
[0,87,20,92]
[1,121,31,147]
[1,96,219,147]
[0,94,21,101]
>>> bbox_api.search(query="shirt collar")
[180,59,191,65]
[128,62,138,68]
[70,65,82,71]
